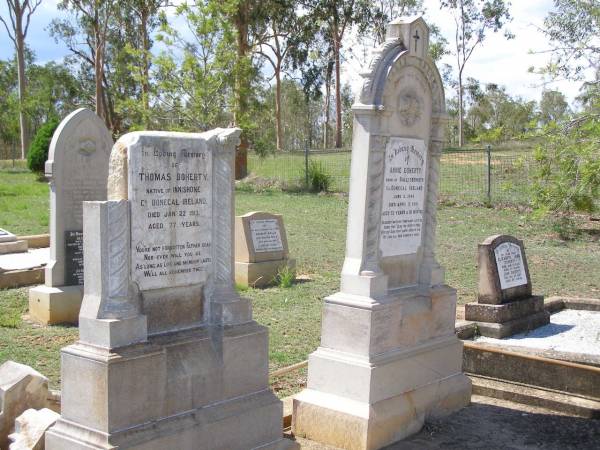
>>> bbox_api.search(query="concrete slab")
[0,248,49,272]
[477,309,600,357]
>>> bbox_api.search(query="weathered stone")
[46,129,295,450]
[477,235,532,304]
[0,228,27,254]
[0,228,17,243]
[29,108,113,325]
[292,17,470,450]
[475,311,551,339]
[0,361,49,449]
[8,408,59,450]
[234,211,294,287]
[465,295,544,323]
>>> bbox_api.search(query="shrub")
[27,118,60,173]
[307,160,331,192]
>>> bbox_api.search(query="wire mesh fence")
[247,145,537,206]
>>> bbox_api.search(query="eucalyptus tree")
[0,0,42,158]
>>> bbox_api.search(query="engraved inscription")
[250,219,283,253]
[129,138,213,291]
[65,230,84,286]
[380,138,427,257]
[494,242,527,289]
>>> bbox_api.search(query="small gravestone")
[234,211,295,287]
[46,129,294,450]
[292,17,470,449]
[464,235,549,338]
[29,109,112,325]
[0,228,27,255]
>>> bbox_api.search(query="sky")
[0,0,584,105]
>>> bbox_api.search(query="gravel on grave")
[476,309,600,356]
[0,247,49,271]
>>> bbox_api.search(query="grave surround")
[292,17,471,450]
[29,108,113,325]
[45,129,295,450]
[0,228,28,255]
[465,234,550,338]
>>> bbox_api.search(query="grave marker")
[465,234,549,338]
[29,109,112,325]
[292,17,471,449]
[46,129,295,450]
[0,228,27,255]
[234,211,295,287]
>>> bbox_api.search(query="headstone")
[0,361,49,450]
[9,408,59,450]
[45,129,295,450]
[0,228,28,255]
[292,17,471,449]
[29,109,113,325]
[235,211,295,287]
[464,234,549,338]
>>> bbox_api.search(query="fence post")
[486,144,492,205]
[304,142,309,188]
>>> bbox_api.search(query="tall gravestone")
[29,108,113,325]
[292,18,471,449]
[45,129,295,450]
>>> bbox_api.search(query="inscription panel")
[65,230,84,286]
[380,137,427,257]
[250,219,284,253]
[494,242,527,289]
[129,137,213,291]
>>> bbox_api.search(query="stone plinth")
[234,212,294,287]
[0,228,27,255]
[292,17,470,450]
[29,108,113,325]
[465,235,549,338]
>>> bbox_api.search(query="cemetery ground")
[1,166,600,396]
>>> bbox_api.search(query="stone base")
[475,311,551,338]
[45,322,297,450]
[0,239,28,254]
[235,258,296,288]
[465,296,550,338]
[293,340,471,450]
[28,285,83,325]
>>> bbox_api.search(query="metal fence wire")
[248,145,536,206]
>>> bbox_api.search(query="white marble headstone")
[494,242,527,289]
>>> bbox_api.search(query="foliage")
[532,116,600,218]
[539,90,569,125]
[276,265,295,288]
[307,160,331,192]
[26,118,60,173]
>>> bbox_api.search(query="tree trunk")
[334,35,342,148]
[233,1,250,179]
[15,24,29,159]
[458,71,464,147]
[141,7,150,128]
[323,75,331,149]
[94,25,105,123]
[275,66,283,151]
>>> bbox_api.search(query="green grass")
[0,165,49,235]
[1,172,599,393]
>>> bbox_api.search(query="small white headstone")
[494,242,527,289]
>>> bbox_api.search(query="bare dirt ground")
[291,395,600,450]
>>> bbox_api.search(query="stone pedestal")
[235,258,296,287]
[293,287,471,450]
[0,228,28,254]
[465,295,550,338]
[28,285,83,325]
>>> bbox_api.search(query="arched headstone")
[293,17,471,449]
[29,109,113,324]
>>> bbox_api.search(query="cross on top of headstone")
[413,29,420,52]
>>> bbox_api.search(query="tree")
[51,0,118,126]
[441,0,512,146]
[304,0,370,148]
[539,90,569,125]
[0,0,42,158]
